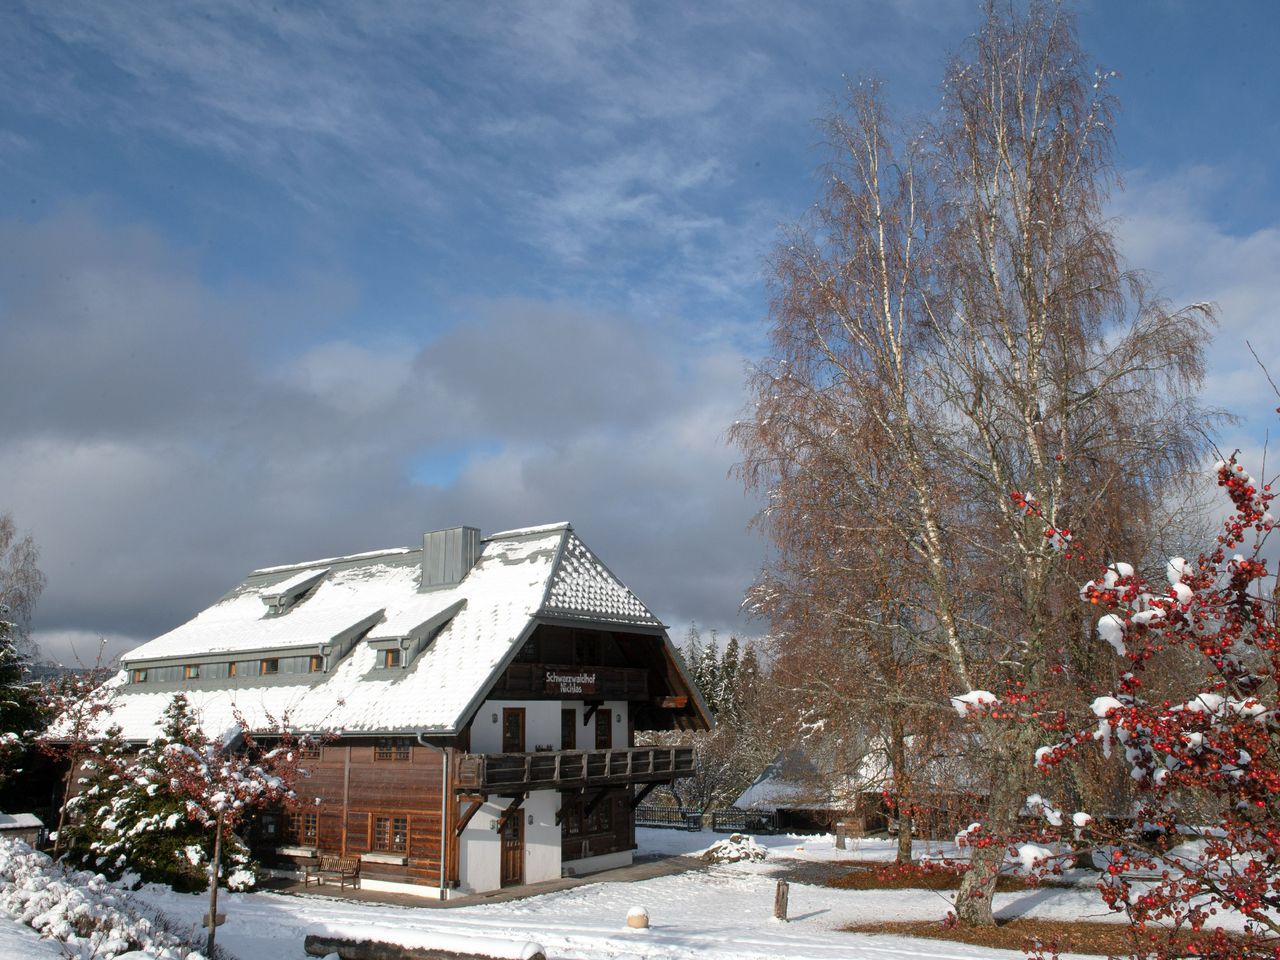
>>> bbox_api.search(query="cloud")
[0,1,967,316]
[0,210,765,656]
[1112,165,1280,449]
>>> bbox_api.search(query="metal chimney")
[421,526,482,589]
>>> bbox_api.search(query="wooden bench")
[304,855,361,890]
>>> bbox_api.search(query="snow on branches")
[1014,455,1280,957]
[950,690,1001,717]
[149,695,313,835]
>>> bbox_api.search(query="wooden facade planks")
[262,741,448,888]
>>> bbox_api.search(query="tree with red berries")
[1012,457,1279,958]
[160,695,311,956]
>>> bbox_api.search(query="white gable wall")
[472,699,629,752]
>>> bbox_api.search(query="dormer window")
[382,649,402,669]
[260,568,329,615]
[131,668,148,683]
[184,664,200,680]
[309,654,324,673]
[260,658,279,676]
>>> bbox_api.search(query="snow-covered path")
[124,831,1121,960]
[135,870,1100,960]
[3,830,1128,960]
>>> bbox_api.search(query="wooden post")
[773,880,789,922]
[835,821,846,850]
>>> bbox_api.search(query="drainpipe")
[418,732,449,900]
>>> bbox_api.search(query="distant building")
[735,740,981,838]
[99,523,711,898]
[0,812,45,846]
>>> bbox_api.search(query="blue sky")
[1,1,1277,663]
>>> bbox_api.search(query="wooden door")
[502,708,525,753]
[561,709,576,750]
[500,815,523,886]
[595,709,611,749]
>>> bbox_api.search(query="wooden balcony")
[454,746,695,794]
[492,662,650,701]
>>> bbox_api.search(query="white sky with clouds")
[0,1,1277,665]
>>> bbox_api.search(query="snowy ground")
[1,829,1149,960]
[0,917,64,958]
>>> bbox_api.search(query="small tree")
[37,657,115,853]
[1006,455,1279,958]
[160,695,311,956]
[0,513,46,658]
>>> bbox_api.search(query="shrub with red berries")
[1011,456,1279,958]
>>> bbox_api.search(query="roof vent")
[421,526,481,590]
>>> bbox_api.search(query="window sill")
[275,846,318,858]
[360,852,408,865]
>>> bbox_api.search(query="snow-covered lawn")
[0,829,1147,960]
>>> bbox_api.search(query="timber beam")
[583,788,609,818]
[455,797,486,836]
[496,794,525,829]
[631,782,659,809]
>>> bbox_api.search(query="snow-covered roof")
[542,532,662,627]
[734,750,875,812]
[0,813,43,830]
[103,523,684,741]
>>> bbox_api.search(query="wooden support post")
[773,880,789,922]
[835,821,846,850]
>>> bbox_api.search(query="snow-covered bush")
[0,837,205,959]
[702,833,767,863]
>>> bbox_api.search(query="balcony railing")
[455,746,695,793]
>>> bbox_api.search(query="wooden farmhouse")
[102,523,710,898]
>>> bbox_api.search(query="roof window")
[260,568,329,615]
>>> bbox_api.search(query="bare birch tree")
[734,0,1212,925]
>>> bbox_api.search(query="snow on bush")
[702,833,767,863]
[949,690,999,716]
[0,838,205,959]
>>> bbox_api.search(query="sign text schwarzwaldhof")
[544,669,598,695]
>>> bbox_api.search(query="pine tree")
[691,630,722,716]
[59,723,129,868]
[717,635,741,723]
[0,603,40,785]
